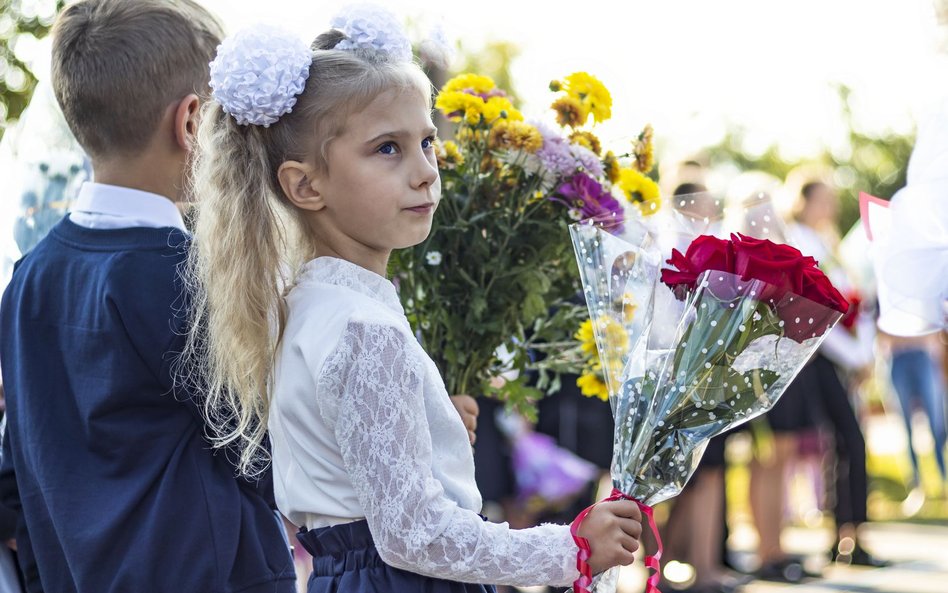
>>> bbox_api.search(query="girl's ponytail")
[179,102,302,476]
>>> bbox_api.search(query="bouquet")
[389,71,657,417]
[567,216,849,593]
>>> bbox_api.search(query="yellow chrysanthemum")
[570,130,602,155]
[603,151,621,184]
[562,71,612,123]
[577,372,610,401]
[575,319,598,357]
[488,120,543,153]
[456,126,486,146]
[622,291,637,325]
[435,90,484,124]
[598,317,628,360]
[441,73,496,95]
[576,317,628,364]
[617,168,662,216]
[633,124,655,174]
[551,96,586,128]
[482,95,523,123]
[436,140,464,169]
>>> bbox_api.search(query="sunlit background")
[198,0,948,161]
[4,0,947,217]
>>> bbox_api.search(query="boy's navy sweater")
[0,218,296,593]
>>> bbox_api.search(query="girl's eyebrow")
[365,126,439,144]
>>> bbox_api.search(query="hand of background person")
[449,395,479,445]
[577,499,643,575]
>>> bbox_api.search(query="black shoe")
[837,546,891,568]
[832,538,891,568]
[755,558,808,583]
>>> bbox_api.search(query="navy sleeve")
[0,426,42,592]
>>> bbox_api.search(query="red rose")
[661,233,849,343]
[766,264,849,343]
[798,265,849,313]
[660,235,734,291]
[840,292,862,331]
[730,234,811,304]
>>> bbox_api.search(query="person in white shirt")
[178,7,643,593]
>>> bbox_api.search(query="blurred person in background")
[784,180,883,568]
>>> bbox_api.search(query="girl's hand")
[449,395,479,445]
[577,500,642,574]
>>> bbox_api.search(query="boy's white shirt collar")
[70,182,187,232]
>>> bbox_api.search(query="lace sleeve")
[317,320,579,587]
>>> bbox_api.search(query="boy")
[0,1,296,591]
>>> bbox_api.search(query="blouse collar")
[298,257,403,315]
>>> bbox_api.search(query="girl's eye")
[422,136,436,150]
[378,142,398,155]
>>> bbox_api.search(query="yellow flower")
[598,317,628,360]
[603,151,621,184]
[489,120,543,153]
[633,124,655,174]
[435,90,484,124]
[552,96,587,128]
[441,73,496,95]
[577,372,610,401]
[562,71,612,123]
[575,317,628,364]
[436,140,464,169]
[622,291,637,324]
[569,130,602,155]
[456,126,486,146]
[575,319,598,357]
[617,168,662,216]
[482,96,523,123]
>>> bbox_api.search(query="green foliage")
[706,84,915,233]
[0,0,64,139]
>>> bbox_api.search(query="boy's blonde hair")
[179,30,433,476]
[51,0,224,159]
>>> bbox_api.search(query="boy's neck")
[93,156,185,203]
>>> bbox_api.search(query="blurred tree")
[706,84,915,233]
[0,0,64,140]
[455,40,520,101]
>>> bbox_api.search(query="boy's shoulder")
[9,220,190,305]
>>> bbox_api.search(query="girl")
[182,6,642,592]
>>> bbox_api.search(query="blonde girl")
[182,6,642,592]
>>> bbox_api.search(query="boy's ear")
[278,161,326,212]
[173,93,201,153]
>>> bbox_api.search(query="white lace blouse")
[269,257,579,587]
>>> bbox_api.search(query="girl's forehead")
[344,87,433,133]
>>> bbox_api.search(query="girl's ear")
[278,161,326,212]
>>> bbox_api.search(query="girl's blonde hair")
[178,30,433,476]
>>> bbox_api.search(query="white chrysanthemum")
[209,26,312,127]
[330,4,412,62]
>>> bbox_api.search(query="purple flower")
[533,120,605,179]
[554,173,624,230]
[571,144,604,178]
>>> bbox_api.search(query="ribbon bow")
[569,488,663,593]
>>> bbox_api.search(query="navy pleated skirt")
[297,520,497,593]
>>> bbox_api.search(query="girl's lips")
[406,204,435,213]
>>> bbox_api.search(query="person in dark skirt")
[179,7,646,592]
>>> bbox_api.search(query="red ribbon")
[569,488,663,593]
